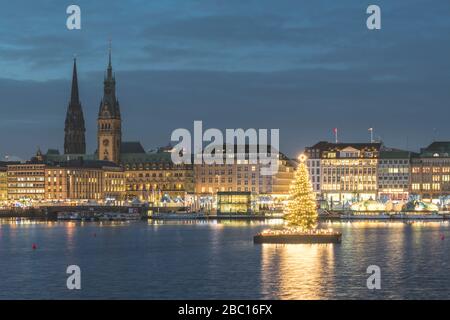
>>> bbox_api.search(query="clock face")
[103,139,110,147]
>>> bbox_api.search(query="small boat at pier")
[57,211,141,221]
[319,210,445,220]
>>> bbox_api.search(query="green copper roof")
[379,150,412,159]
[419,141,450,157]
[45,153,97,162]
[120,152,173,165]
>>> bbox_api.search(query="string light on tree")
[254,153,342,244]
[284,154,318,230]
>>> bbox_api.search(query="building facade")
[7,162,46,201]
[122,148,194,205]
[305,141,420,206]
[0,163,8,202]
[377,149,412,201]
[410,142,450,203]
[305,142,326,194]
[6,150,125,204]
[194,145,294,194]
[305,142,381,206]
[45,160,125,203]
[193,145,296,211]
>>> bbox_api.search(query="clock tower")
[97,43,121,163]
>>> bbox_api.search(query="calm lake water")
[1,218,450,299]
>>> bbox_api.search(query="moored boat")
[342,211,390,220]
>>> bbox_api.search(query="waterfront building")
[0,163,8,202]
[304,142,326,195]
[121,145,194,205]
[410,142,450,204]
[6,148,125,204]
[47,143,194,207]
[7,152,46,202]
[64,58,86,155]
[217,191,251,214]
[271,155,297,197]
[193,145,296,212]
[45,159,125,203]
[306,142,381,207]
[377,148,412,201]
[103,166,126,203]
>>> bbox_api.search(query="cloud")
[2,62,450,158]
[1,0,450,158]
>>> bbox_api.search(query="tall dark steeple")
[64,58,86,154]
[97,41,122,163]
[99,42,121,118]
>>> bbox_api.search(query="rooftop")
[0,161,20,169]
[379,148,415,159]
[121,142,145,154]
[307,141,383,151]
[49,159,122,169]
[422,141,450,153]
[120,151,174,165]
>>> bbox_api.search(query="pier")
[0,205,146,220]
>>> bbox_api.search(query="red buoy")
[32,243,37,250]
[441,235,445,241]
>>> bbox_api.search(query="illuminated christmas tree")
[284,154,318,230]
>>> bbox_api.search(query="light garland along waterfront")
[1,206,450,221]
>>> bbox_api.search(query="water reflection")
[1,218,450,299]
[148,218,284,226]
[261,243,335,299]
[65,222,76,251]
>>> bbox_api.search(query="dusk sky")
[1,0,450,160]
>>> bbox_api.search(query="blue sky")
[1,0,450,159]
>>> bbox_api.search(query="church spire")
[107,39,113,79]
[71,57,79,104]
[65,57,86,155]
[99,40,120,119]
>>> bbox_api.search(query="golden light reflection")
[322,220,448,229]
[65,221,76,242]
[1,218,59,228]
[260,243,335,299]
[147,218,285,227]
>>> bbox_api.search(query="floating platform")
[254,231,342,244]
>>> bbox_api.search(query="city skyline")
[1,0,450,160]
[2,1,450,303]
